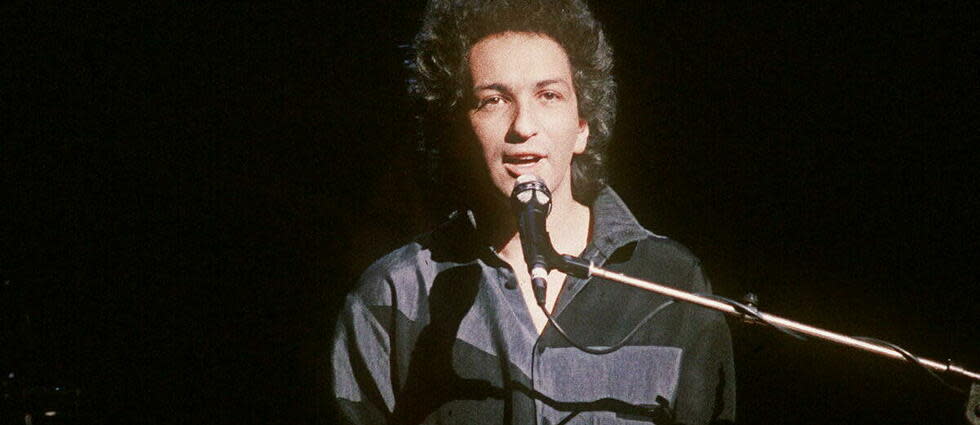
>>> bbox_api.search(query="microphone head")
[510,174,552,212]
[515,174,541,185]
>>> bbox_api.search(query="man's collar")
[436,185,653,266]
[580,186,654,266]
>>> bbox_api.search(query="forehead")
[467,32,573,88]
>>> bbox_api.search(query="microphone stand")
[552,254,980,423]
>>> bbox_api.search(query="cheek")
[553,116,585,151]
[469,117,504,155]
[547,104,581,133]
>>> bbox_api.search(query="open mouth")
[503,154,544,166]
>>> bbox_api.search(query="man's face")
[465,32,589,204]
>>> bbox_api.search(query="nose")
[506,102,538,143]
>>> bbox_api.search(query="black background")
[3,2,977,424]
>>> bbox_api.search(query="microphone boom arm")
[553,254,980,383]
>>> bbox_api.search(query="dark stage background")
[4,2,977,424]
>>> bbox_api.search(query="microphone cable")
[538,299,676,355]
[853,336,968,395]
[699,293,968,394]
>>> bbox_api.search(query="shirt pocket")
[536,345,682,424]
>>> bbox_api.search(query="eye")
[539,91,563,102]
[478,95,507,110]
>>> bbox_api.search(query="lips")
[503,154,543,164]
[502,152,546,176]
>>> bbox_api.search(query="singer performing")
[331,1,735,424]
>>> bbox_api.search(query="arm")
[331,293,395,424]
[675,263,737,425]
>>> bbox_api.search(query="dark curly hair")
[409,0,616,205]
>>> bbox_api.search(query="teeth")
[505,155,542,165]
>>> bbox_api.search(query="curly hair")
[409,0,616,205]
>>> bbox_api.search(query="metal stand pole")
[557,256,980,382]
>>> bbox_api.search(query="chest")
[434,268,687,424]
[512,267,567,334]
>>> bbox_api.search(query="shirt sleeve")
[706,309,736,424]
[331,292,395,424]
[675,262,737,425]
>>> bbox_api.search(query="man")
[331,1,735,424]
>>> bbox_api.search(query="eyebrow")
[535,79,566,89]
[473,78,569,92]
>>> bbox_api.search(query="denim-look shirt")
[332,187,735,424]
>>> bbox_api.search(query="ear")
[573,118,590,154]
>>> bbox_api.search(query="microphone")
[510,175,554,307]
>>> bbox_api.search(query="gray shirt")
[332,187,735,424]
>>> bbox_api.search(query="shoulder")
[346,212,470,315]
[629,234,728,335]
[626,232,710,293]
[349,237,435,308]
[635,232,701,267]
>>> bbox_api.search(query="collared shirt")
[332,187,735,424]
